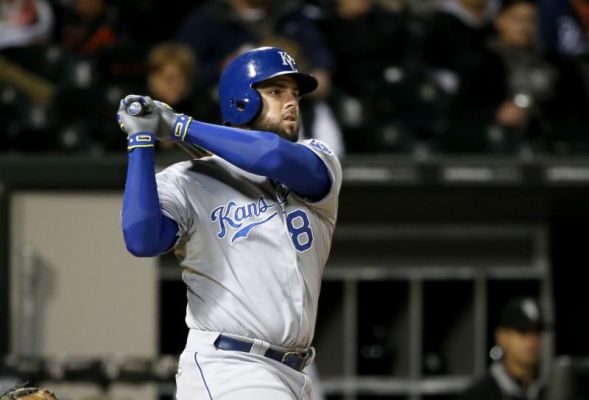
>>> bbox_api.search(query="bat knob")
[127,101,143,116]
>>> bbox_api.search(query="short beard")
[250,118,299,142]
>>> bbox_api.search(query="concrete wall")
[9,192,159,399]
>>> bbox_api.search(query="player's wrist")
[170,115,192,142]
[127,132,156,151]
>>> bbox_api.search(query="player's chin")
[280,121,300,142]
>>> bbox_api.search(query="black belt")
[213,334,312,372]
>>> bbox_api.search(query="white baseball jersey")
[156,139,342,349]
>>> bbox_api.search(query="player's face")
[251,76,301,141]
[497,328,543,369]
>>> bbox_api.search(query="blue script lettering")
[211,196,275,239]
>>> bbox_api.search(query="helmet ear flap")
[225,90,261,126]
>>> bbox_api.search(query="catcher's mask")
[218,46,318,126]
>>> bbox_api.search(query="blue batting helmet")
[219,47,318,126]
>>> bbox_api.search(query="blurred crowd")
[1,0,589,157]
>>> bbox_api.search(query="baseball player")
[116,47,342,399]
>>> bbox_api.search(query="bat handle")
[126,101,144,116]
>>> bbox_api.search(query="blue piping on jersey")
[194,352,213,400]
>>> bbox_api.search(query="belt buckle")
[281,351,297,363]
[281,350,311,371]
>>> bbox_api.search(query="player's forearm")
[181,120,331,200]
[122,147,178,257]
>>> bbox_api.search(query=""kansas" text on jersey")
[211,196,277,243]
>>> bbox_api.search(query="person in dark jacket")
[460,297,547,400]
[420,0,506,152]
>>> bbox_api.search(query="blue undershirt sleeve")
[122,144,179,257]
[181,120,331,201]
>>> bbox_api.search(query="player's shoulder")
[299,139,343,201]
[299,139,338,158]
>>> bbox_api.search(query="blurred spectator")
[113,0,206,45]
[538,0,589,57]
[46,0,131,154]
[537,0,589,153]
[147,42,197,114]
[421,0,527,152]
[300,94,345,157]
[146,41,219,152]
[58,0,125,55]
[422,0,588,153]
[460,297,547,400]
[0,54,55,152]
[489,0,558,149]
[319,0,420,154]
[175,0,334,99]
[146,40,219,122]
[422,0,501,82]
[321,0,410,96]
[0,0,54,50]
